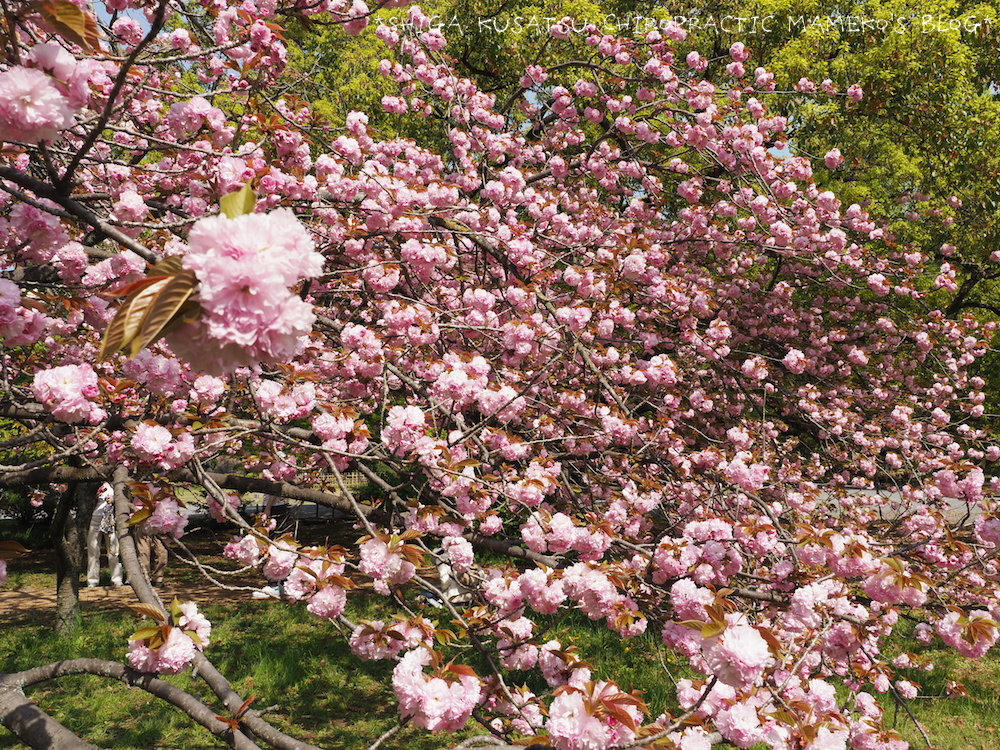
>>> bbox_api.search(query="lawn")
[2,525,999,750]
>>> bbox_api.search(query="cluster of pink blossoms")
[546,682,642,750]
[381,405,427,455]
[2,3,997,748]
[224,533,350,621]
[0,278,50,346]
[440,536,473,573]
[167,209,323,374]
[391,649,481,732]
[207,493,241,523]
[350,617,434,661]
[700,617,773,688]
[359,536,416,595]
[32,363,106,424]
[131,422,195,470]
[936,610,999,658]
[224,534,263,566]
[138,496,188,539]
[127,602,211,675]
[0,44,91,144]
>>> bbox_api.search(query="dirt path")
[0,580,257,628]
[0,534,267,629]
[0,525,348,628]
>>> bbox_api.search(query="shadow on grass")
[0,597,462,750]
[874,624,1000,750]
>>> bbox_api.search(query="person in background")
[87,482,123,587]
[135,527,168,588]
[261,493,289,527]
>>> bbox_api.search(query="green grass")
[3,534,1000,750]
[0,528,465,750]
[0,596,463,750]
[875,632,1000,750]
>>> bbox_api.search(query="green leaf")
[220,183,256,219]
[150,256,184,276]
[129,626,161,641]
[98,278,166,360]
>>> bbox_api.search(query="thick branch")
[0,464,105,487]
[0,687,96,750]
[1,659,260,750]
[0,166,157,261]
[111,466,325,750]
[0,461,562,569]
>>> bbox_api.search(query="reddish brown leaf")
[99,278,168,360]
[603,702,638,732]
[127,603,166,622]
[150,256,184,276]
[0,540,30,559]
[754,625,784,654]
[29,0,102,51]
[214,715,241,732]
[131,271,198,355]
[446,663,476,678]
[234,694,256,719]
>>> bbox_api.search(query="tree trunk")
[51,483,94,634]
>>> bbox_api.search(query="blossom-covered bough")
[0,1,998,749]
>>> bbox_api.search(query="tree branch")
[0,686,96,750]
[0,659,261,750]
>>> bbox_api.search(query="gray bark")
[1,657,265,750]
[52,483,95,633]
[0,687,96,750]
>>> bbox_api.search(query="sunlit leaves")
[219,183,256,219]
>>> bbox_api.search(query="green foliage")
[876,621,1000,749]
[286,0,663,143]
[703,0,1000,426]
[0,418,54,535]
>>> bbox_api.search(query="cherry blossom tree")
[1,2,999,750]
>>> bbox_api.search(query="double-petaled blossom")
[392,649,481,732]
[168,209,323,374]
[127,602,210,675]
[32,364,106,424]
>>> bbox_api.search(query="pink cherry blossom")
[32,364,104,424]
[702,619,772,688]
[0,66,76,144]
